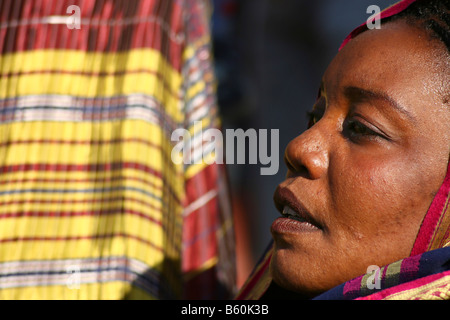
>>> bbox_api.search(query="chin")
[270,243,351,298]
[269,247,316,296]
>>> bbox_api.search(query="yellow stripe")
[0,237,165,267]
[186,80,205,100]
[0,120,165,147]
[0,49,184,123]
[1,49,182,91]
[0,166,179,194]
[185,152,216,178]
[186,117,211,135]
[0,209,164,242]
[0,141,165,170]
[182,36,211,63]
[0,167,163,186]
[0,282,155,300]
[383,275,450,300]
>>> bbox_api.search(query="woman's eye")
[349,121,369,134]
[345,119,380,140]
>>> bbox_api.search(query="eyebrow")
[343,86,416,123]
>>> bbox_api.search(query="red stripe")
[0,112,157,122]
[0,162,184,204]
[184,164,218,205]
[0,0,185,71]
[339,0,417,51]
[0,138,159,148]
[411,163,450,255]
[182,231,217,272]
[0,162,163,177]
[235,249,272,300]
[182,197,218,244]
[0,195,158,207]
[0,175,158,187]
[0,208,162,225]
[182,164,229,271]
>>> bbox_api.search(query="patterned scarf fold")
[314,246,450,300]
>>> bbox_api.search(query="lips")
[272,185,322,233]
[282,205,311,224]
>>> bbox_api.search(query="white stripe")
[0,257,150,275]
[0,16,185,44]
[0,257,159,289]
[0,270,136,289]
[183,189,218,217]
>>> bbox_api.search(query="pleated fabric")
[0,0,236,299]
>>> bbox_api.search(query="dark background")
[210,0,395,287]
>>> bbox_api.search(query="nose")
[284,124,329,180]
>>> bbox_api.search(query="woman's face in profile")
[270,20,450,297]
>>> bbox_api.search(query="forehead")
[322,21,447,116]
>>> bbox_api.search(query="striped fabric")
[0,0,235,299]
[313,246,450,300]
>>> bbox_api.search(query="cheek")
[329,155,428,240]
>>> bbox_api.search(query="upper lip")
[273,185,322,229]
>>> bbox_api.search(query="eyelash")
[345,119,379,140]
[306,110,381,141]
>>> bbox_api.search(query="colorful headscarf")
[236,0,450,300]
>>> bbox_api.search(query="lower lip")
[271,217,320,235]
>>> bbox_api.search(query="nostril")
[284,153,311,179]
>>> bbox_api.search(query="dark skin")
[270,21,450,298]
